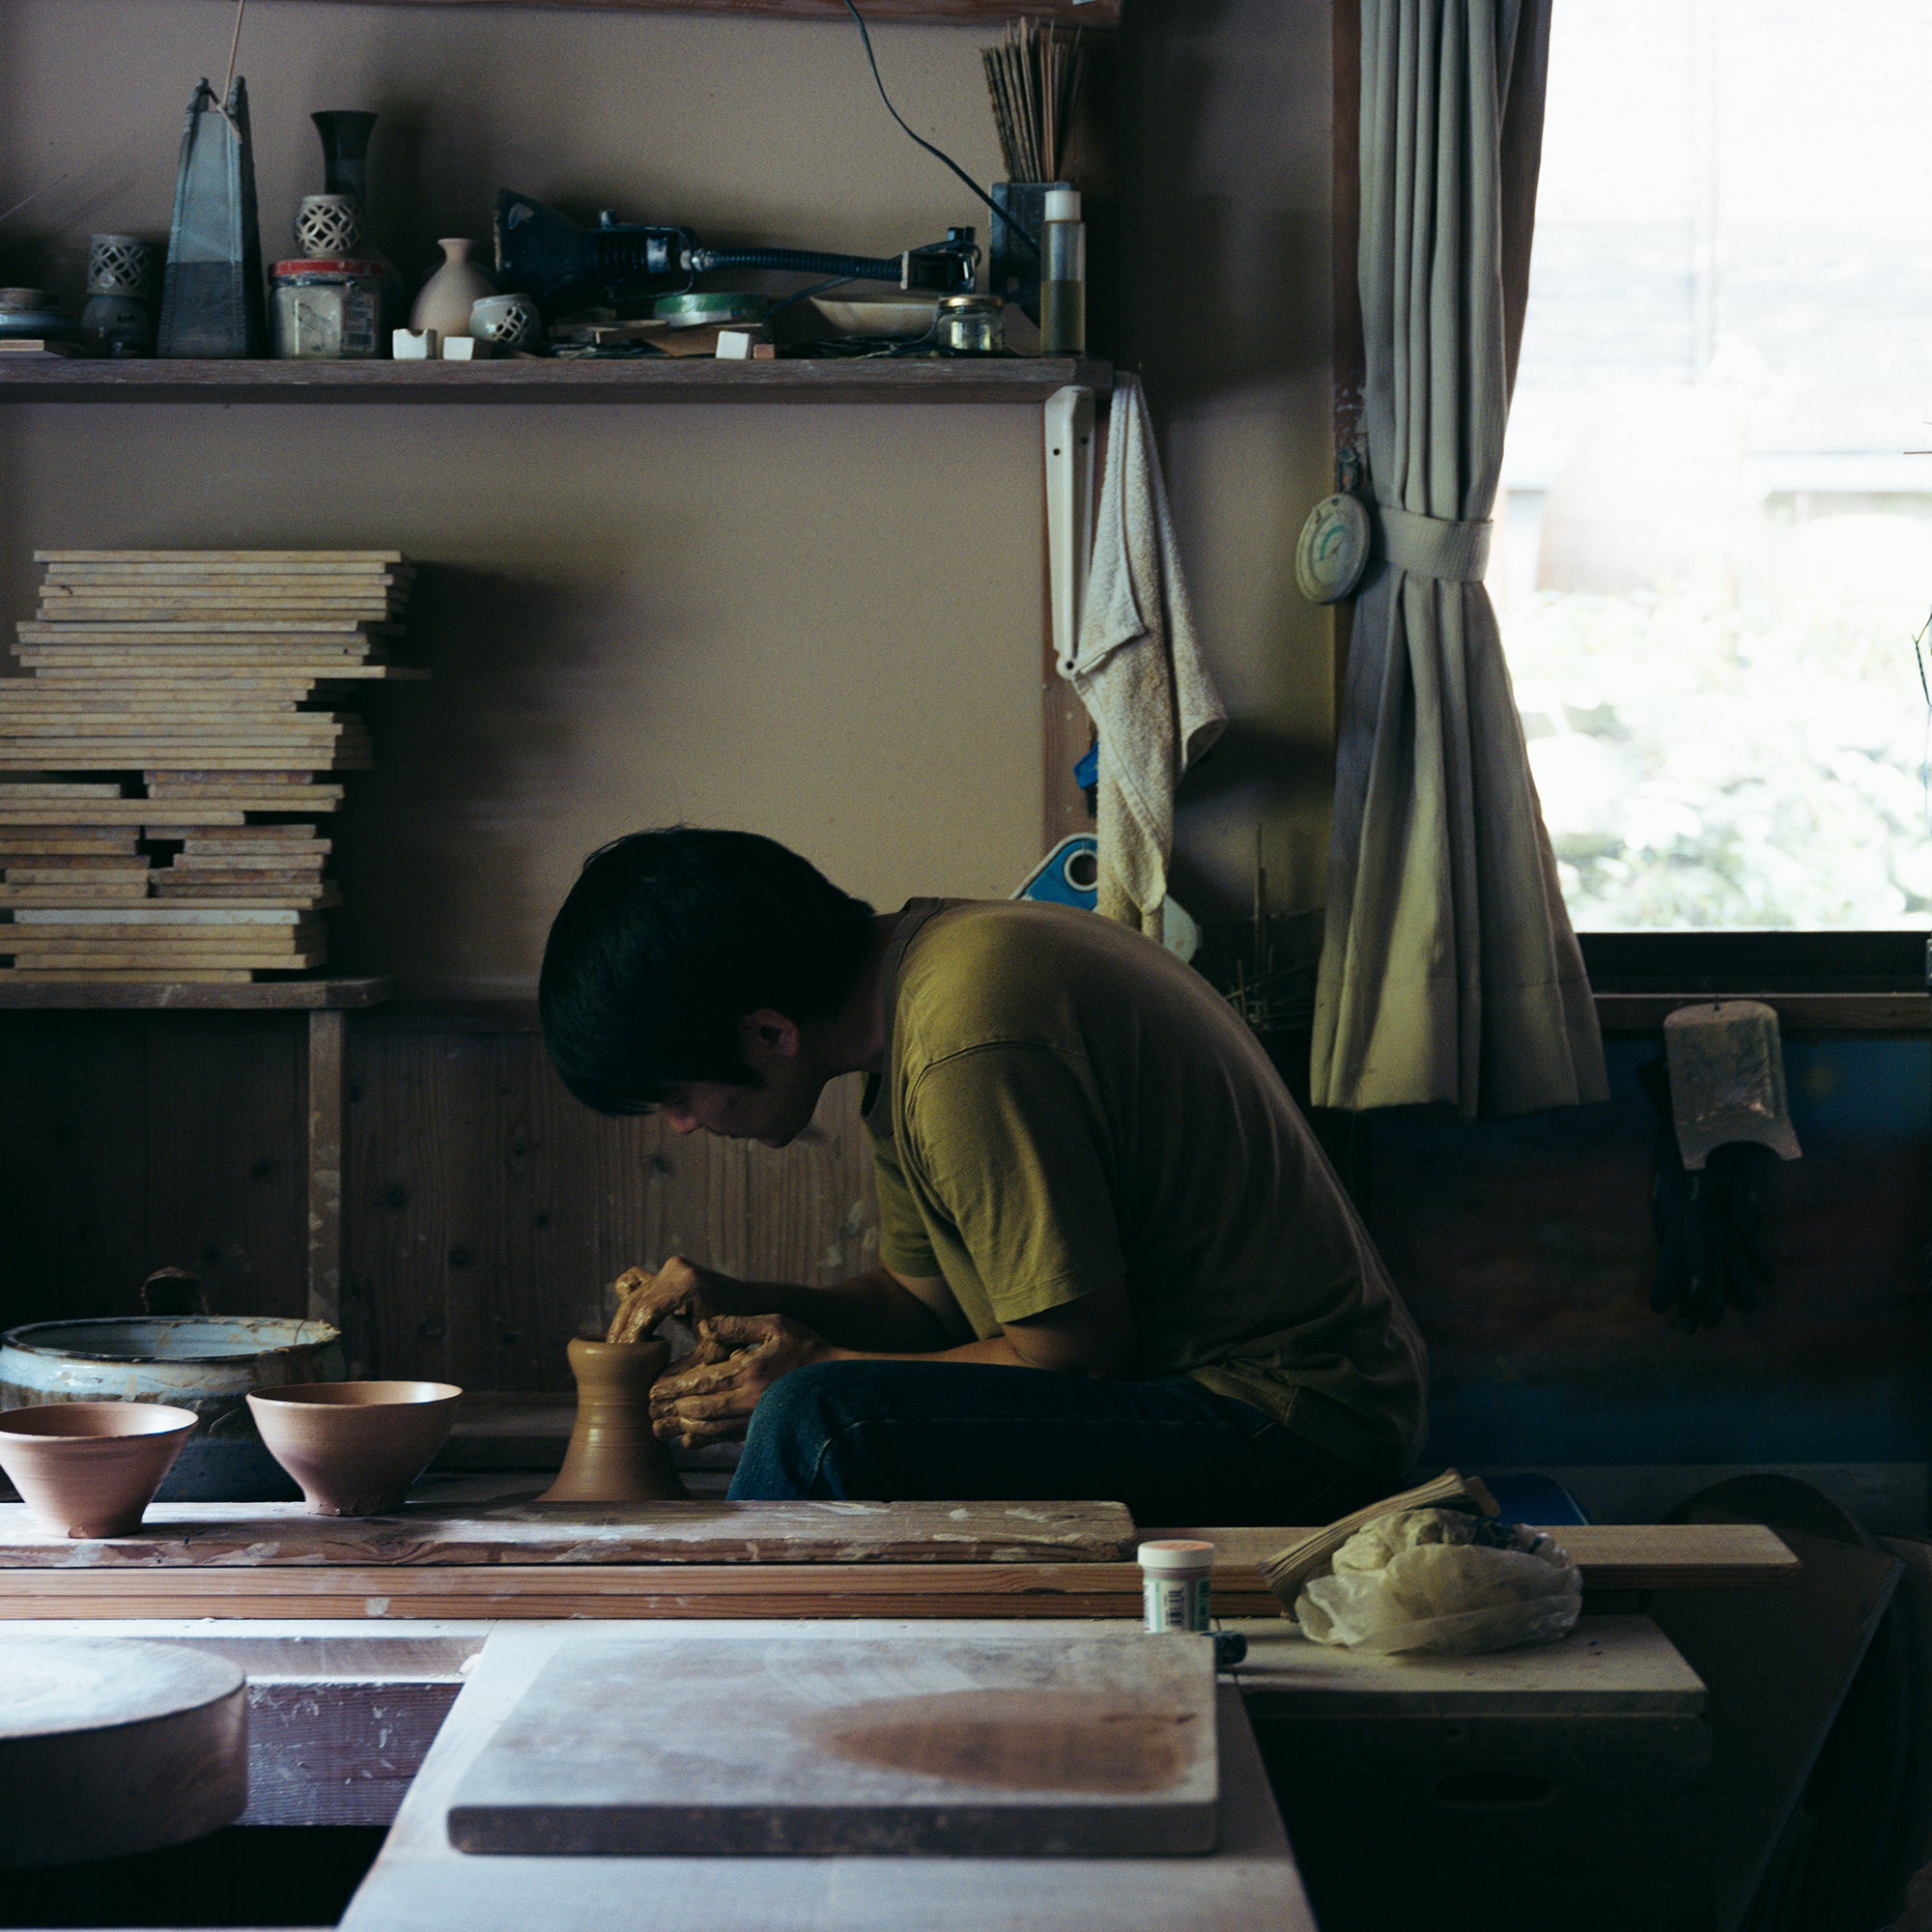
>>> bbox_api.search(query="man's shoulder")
[894,900,1172,1065]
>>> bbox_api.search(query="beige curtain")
[1311,0,1606,1119]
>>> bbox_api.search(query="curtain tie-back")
[1378,502,1492,582]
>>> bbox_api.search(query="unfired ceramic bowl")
[0,1401,197,1537]
[247,1379,462,1517]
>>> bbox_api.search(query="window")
[1496,0,1932,931]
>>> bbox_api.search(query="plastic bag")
[1293,1507,1582,1656]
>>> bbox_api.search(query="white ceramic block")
[392,327,438,360]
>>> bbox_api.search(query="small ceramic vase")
[412,239,495,340]
[469,293,542,351]
[297,194,365,260]
[539,1338,688,1504]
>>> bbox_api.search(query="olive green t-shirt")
[861,899,1427,1476]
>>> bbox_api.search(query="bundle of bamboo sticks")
[982,19,1087,185]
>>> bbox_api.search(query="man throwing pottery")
[539,827,1426,1524]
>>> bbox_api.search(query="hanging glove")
[1638,1058,1776,1330]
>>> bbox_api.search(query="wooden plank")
[1595,989,1932,1036]
[0,357,1116,405]
[444,1630,1217,1858]
[1151,1523,1801,1596]
[0,1564,1154,1620]
[0,976,391,1009]
[0,1499,1136,1567]
[338,1628,1314,1932]
[0,1534,1798,1622]
[1227,1613,1706,1719]
[257,0,1121,18]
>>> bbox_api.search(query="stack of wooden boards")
[0,550,423,983]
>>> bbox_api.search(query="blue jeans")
[725,1359,1393,1525]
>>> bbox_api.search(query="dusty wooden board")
[446,1629,1217,1857]
[0,1499,1137,1567]
[1148,1522,1801,1594]
[341,1624,1309,1932]
[1224,1615,1706,1718]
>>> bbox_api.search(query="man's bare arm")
[648,1277,1136,1448]
[619,1257,959,1354]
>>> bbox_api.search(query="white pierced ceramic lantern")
[469,293,542,351]
[296,194,366,261]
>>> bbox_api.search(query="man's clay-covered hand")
[605,1256,746,1345]
[648,1313,834,1448]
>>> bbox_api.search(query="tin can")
[1138,1538,1214,1633]
[270,258,384,359]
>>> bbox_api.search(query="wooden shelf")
[0,357,1114,406]
[0,975,393,1010]
[260,0,1120,21]
[1595,989,1932,1036]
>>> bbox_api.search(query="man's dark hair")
[539,827,877,1115]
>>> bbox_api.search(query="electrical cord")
[840,0,1039,258]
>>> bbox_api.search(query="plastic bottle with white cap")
[1040,185,1087,356]
[1138,1538,1214,1633]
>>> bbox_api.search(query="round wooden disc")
[0,1637,247,1868]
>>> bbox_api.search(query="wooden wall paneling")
[145,1018,305,1323]
[0,1015,150,1326]
[346,1028,880,1385]
[305,1011,347,1331]
[351,1031,467,1386]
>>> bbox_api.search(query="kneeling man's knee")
[738,1360,876,1497]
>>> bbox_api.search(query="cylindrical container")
[1139,1538,1214,1633]
[934,294,1006,355]
[1039,185,1087,355]
[271,258,385,358]
[81,234,156,357]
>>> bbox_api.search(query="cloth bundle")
[1293,1506,1582,1656]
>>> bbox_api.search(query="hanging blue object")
[1012,835,1099,910]
[1073,743,1099,791]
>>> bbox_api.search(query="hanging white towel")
[1062,377,1227,934]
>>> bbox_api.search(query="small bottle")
[1139,1538,1215,1633]
[1039,185,1087,356]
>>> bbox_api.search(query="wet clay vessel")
[0,1401,197,1537]
[539,1339,687,1504]
[247,1379,461,1516]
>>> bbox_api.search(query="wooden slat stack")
[0,550,423,984]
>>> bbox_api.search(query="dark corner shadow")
[1178,717,1334,808]
[327,563,634,984]
[1119,0,1326,411]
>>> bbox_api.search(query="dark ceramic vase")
[311,111,377,200]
